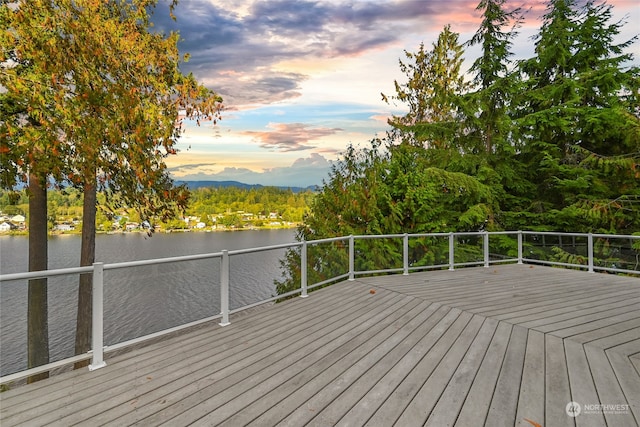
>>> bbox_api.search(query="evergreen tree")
[383,25,468,149]
[466,0,523,154]
[276,140,496,296]
[517,0,640,232]
[278,1,640,295]
[462,0,532,222]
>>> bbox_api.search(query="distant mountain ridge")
[175,180,318,193]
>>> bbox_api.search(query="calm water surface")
[0,229,296,376]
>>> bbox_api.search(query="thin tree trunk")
[74,177,97,369]
[27,173,49,383]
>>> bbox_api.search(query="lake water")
[0,229,296,376]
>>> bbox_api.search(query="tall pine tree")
[383,25,468,149]
[518,0,639,232]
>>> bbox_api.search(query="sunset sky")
[155,0,639,187]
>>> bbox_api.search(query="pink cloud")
[242,122,343,152]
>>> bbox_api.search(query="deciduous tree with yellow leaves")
[0,0,222,379]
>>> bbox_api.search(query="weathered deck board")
[0,264,638,427]
[454,321,512,427]
[363,311,476,426]
[564,339,606,427]
[165,294,417,427]
[584,345,638,426]
[423,318,498,427]
[544,334,575,427]
[331,307,464,427]
[514,330,545,427]
[395,314,486,426]
[607,351,640,422]
[253,303,449,427]
[483,325,529,427]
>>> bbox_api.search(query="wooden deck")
[1,264,639,426]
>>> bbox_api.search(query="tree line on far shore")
[0,185,315,232]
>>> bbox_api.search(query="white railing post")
[300,240,308,297]
[219,250,230,326]
[403,233,409,275]
[517,231,523,264]
[588,233,594,273]
[449,233,455,271]
[89,262,106,371]
[349,235,355,281]
[483,232,490,268]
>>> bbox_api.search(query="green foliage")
[1,0,224,369]
[0,186,314,232]
[275,141,497,295]
[277,0,639,296]
[1,0,223,224]
[550,246,587,268]
[183,185,312,231]
[515,0,640,233]
[383,25,468,148]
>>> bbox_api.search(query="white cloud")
[170,153,333,187]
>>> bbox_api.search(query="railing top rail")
[450,231,485,237]
[521,231,588,237]
[307,235,350,245]
[105,251,224,271]
[0,265,94,282]
[2,230,638,282]
[520,231,639,240]
[354,231,494,240]
[407,232,449,238]
[591,233,640,240]
[355,233,407,240]
[228,241,302,256]
[353,231,523,240]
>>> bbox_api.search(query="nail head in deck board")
[1,265,638,427]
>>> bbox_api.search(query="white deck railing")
[1,230,638,383]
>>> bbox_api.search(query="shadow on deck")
[1,264,639,426]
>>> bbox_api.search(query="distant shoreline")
[0,224,300,238]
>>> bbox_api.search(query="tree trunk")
[74,177,97,369]
[27,173,49,383]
